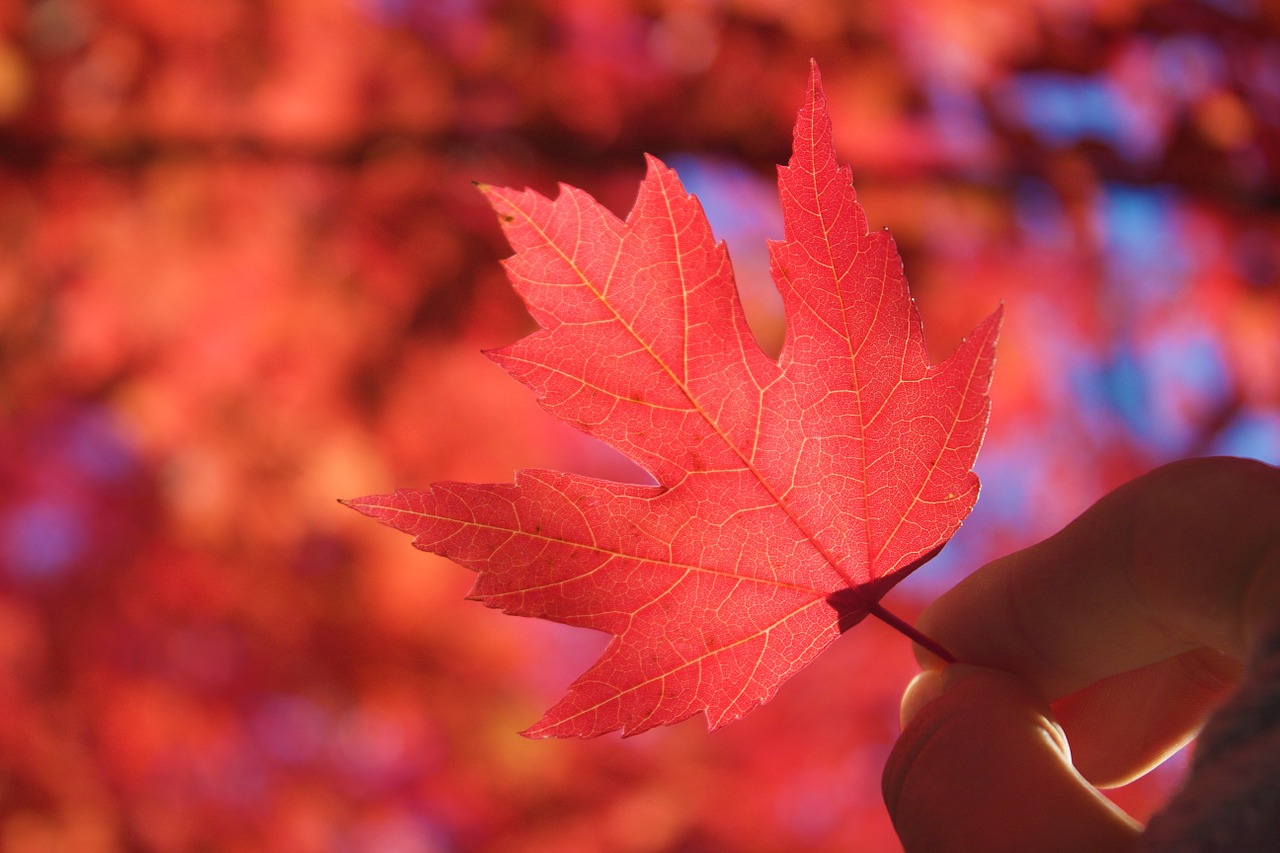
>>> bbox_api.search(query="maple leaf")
[343,62,1001,738]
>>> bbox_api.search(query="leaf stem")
[868,602,957,664]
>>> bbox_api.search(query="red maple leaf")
[344,62,1001,738]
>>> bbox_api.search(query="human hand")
[882,457,1280,853]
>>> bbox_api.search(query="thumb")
[882,665,1142,853]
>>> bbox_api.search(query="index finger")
[917,456,1280,701]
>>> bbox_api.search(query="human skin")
[882,456,1280,853]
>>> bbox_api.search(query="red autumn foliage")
[346,65,1000,737]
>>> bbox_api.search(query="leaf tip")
[975,301,1006,341]
[337,495,383,520]
[481,345,513,367]
[807,57,824,98]
[518,718,570,740]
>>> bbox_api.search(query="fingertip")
[884,665,1140,853]
[900,668,944,730]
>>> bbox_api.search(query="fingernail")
[899,668,945,730]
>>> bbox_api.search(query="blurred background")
[1,0,1278,850]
